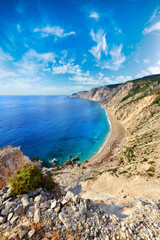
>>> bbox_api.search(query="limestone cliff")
[72,74,160,178]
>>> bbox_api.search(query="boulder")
[0,146,32,189]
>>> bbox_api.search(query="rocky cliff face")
[0,146,32,189]
[72,74,160,178]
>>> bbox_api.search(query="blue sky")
[0,0,160,95]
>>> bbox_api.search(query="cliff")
[0,146,39,189]
[72,74,160,178]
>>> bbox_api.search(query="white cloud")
[34,25,75,38]
[89,29,108,60]
[25,49,56,63]
[147,59,160,74]
[99,44,126,71]
[14,49,56,77]
[143,21,160,34]
[90,12,99,20]
[52,62,81,75]
[148,66,160,74]
[51,52,81,75]
[146,7,160,25]
[89,29,126,71]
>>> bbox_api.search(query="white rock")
[35,202,39,209]
[65,191,74,201]
[22,220,31,228]
[54,203,61,213]
[51,200,57,209]
[21,197,29,207]
[26,206,34,218]
[34,208,40,224]
[61,198,68,205]
[34,195,44,203]
[5,201,14,209]
[10,215,18,225]
[0,216,5,224]
[8,213,13,221]
[28,228,36,238]
[65,186,72,192]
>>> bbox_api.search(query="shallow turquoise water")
[0,95,110,167]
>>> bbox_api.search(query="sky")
[0,0,160,95]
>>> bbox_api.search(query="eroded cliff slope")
[72,74,160,178]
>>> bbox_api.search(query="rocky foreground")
[0,186,160,240]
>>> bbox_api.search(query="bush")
[9,164,56,196]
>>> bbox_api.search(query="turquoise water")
[0,95,110,167]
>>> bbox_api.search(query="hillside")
[72,74,160,179]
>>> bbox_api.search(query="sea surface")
[0,95,110,167]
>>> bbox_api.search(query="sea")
[0,95,110,167]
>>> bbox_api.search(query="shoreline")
[85,106,127,168]
[96,107,111,155]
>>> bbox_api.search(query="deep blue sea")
[0,96,110,167]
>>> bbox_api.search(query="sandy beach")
[85,107,127,169]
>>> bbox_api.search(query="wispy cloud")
[52,62,81,75]
[51,51,81,75]
[89,29,108,60]
[143,21,160,34]
[34,25,76,39]
[89,29,126,71]
[98,44,126,71]
[90,11,99,20]
[146,7,160,25]
[143,7,160,34]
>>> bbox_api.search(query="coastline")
[85,106,127,168]
[96,107,111,155]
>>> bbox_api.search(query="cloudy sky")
[0,0,160,95]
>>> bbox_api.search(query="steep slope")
[72,74,160,178]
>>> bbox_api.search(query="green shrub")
[9,164,56,196]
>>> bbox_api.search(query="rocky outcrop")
[0,186,160,239]
[0,146,32,189]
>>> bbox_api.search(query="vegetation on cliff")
[9,164,57,196]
